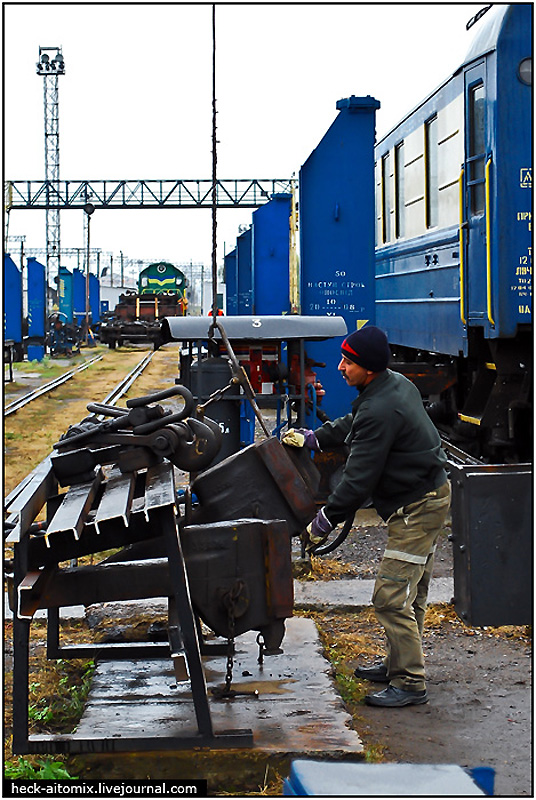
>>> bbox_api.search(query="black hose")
[312,515,354,556]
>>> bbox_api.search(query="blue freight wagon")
[26,257,46,361]
[299,95,380,421]
[252,193,292,315]
[4,253,24,360]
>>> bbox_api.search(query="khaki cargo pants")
[372,481,451,692]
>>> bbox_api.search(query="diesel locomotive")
[99,261,188,348]
[374,3,532,462]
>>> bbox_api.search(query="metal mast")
[36,46,65,305]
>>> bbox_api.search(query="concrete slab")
[294,577,454,611]
[74,617,362,756]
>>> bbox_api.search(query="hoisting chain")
[222,589,237,695]
[212,580,259,700]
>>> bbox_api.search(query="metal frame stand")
[9,467,254,754]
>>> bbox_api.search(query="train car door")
[462,61,491,329]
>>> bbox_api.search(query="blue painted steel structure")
[299,95,380,421]
[224,248,237,314]
[252,193,291,315]
[26,257,46,361]
[4,254,23,351]
[236,228,253,314]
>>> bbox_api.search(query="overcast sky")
[4,2,485,275]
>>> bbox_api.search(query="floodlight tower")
[36,46,65,306]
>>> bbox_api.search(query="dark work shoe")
[354,663,389,683]
[365,685,428,707]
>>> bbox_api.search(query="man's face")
[338,355,372,390]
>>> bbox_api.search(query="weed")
[4,432,23,441]
[5,756,77,779]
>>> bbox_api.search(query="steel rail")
[4,355,103,417]
[4,350,156,516]
[99,350,155,409]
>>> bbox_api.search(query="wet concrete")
[74,617,361,751]
[67,617,363,784]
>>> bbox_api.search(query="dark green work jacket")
[314,369,448,524]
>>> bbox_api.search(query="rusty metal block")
[190,437,319,536]
[180,518,293,648]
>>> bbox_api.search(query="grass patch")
[4,621,97,779]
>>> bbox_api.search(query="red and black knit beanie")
[341,326,391,372]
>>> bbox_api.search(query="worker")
[282,326,451,708]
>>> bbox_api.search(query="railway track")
[4,352,158,511]
[4,355,104,417]
[100,350,154,408]
[4,351,155,418]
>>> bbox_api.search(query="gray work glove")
[281,427,320,451]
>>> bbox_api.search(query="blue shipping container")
[73,268,87,327]
[27,257,47,361]
[299,95,380,421]
[252,193,291,315]
[236,228,253,315]
[4,254,23,345]
[224,248,238,315]
[89,273,100,324]
[58,266,73,323]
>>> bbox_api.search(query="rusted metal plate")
[262,523,294,619]
[190,438,318,537]
[257,438,317,522]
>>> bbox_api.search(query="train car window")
[468,83,486,215]
[381,152,392,243]
[395,142,405,239]
[425,116,438,229]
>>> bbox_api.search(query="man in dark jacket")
[283,325,451,707]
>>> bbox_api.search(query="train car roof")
[161,315,348,342]
[463,4,510,64]
[376,4,514,148]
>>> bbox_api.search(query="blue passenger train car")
[374,4,532,461]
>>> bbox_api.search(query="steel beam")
[5,179,295,209]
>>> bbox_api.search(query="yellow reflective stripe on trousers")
[384,549,428,565]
